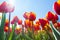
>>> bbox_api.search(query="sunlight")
[8,0,15,5]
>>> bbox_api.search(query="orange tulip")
[29,12,36,21]
[46,11,54,21]
[54,22,60,28]
[24,19,32,28]
[4,26,8,32]
[4,26,12,32]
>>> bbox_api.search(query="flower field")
[0,0,60,40]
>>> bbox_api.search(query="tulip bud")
[29,12,36,21]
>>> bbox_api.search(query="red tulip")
[18,19,22,25]
[39,18,49,27]
[34,24,40,31]
[0,1,8,13]
[57,22,60,27]
[52,14,58,24]
[54,14,58,20]
[4,26,8,32]
[54,1,60,15]
[4,26,12,32]
[29,12,36,21]
[23,12,29,19]
[52,19,57,24]
[46,11,54,21]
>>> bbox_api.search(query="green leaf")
[0,13,6,40]
[8,23,16,40]
[50,22,60,40]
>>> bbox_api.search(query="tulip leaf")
[0,13,6,40]
[8,23,16,40]
[50,22,60,40]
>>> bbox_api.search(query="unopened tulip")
[24,19,32,28]
[29,12,36,21]
[23,12,29,19]
[15,27,22,34]
[0,1,8,13]
[35,20,40,25]
[54,1,60,15]
[46,11,54,21]
[18,19,22,25]
[34,24,40,31]
[5,19,9,26]
[4,26,8,32]
[39,18,49,27]
[13,16,19,23]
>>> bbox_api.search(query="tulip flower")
[4,26,8,32]
[24,19,32,28]
[34,24,40,31]
[54,22,60,28]
[0,1,8,13]
[11,16,19,25]
[15,27,22,34]
[5,19,9,26]
[12,16,19,23]
[6,4,15,13]
[35,20,40,25]
[39,18,49,28]
[18,19,22,25]
[57,22,60,27]
[0,1,14,13]
[23,12,29,19]
[29,12,36,21]
[52,14,58,24]
[51,14,58,24]
[46,11,54,21]
[52,19,57,24]
[4,26,12,32]
[54,14,58,20]
[11,20,14,24]
[54,1,60,15]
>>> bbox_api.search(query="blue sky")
[1,0,60,22]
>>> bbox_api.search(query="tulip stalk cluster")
[0,1,60,40]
